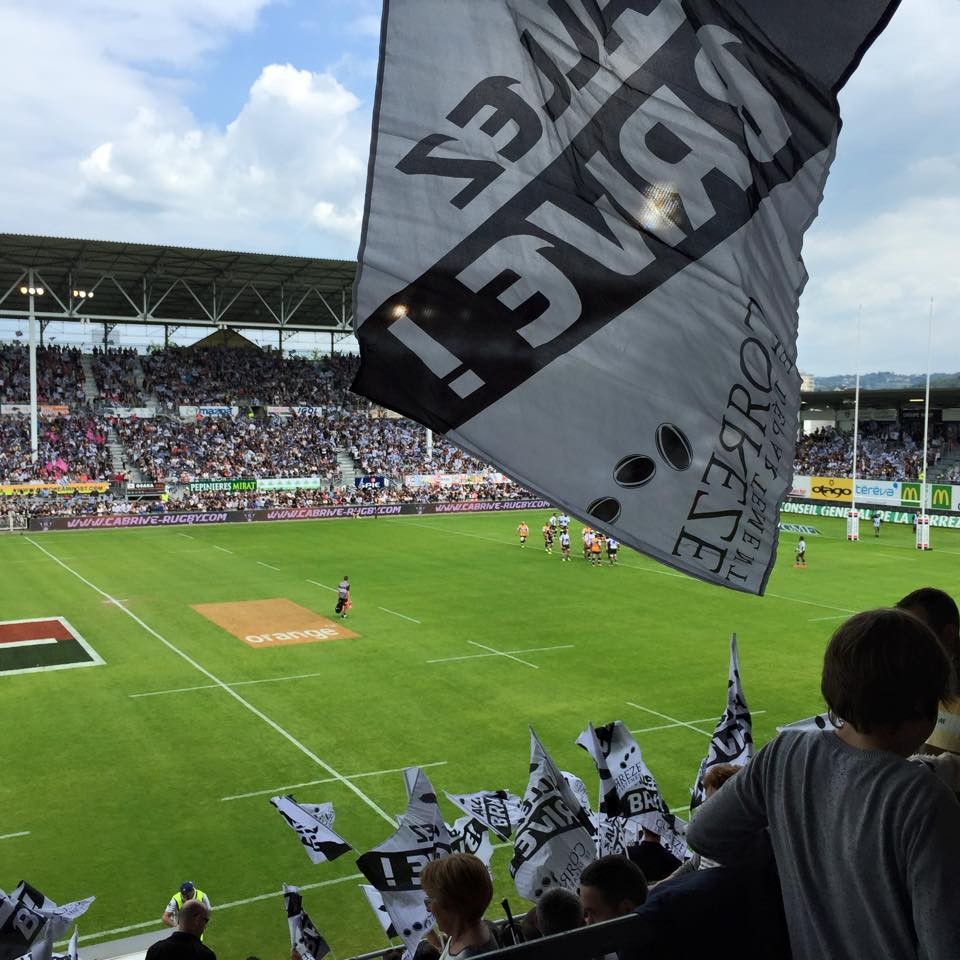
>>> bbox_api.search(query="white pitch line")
[468,639,538,669]
[257,561,281,571]
[62,873,364,946]
[129,671,331,699]
[0,831,30,840]
[1,638,57,649]
[428,644,575,665]
[627,702,715,737]
[307,579,338,592]
[808,615,849,622]
[177,533,195,539]
[378,606,421,624]
[213,545,234,554]
[25,537,395,827]
[221,760,449,801]
[629,709,767,735]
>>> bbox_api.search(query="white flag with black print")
[0,883,94,960]
[691,633,754,809]
[359,885,398,940]
[510,728,596,901]
[270,795,352,864]
[353,0,901,595]
[444,789,523,842]
[356,767,450,957]
[577,721,671,830]
[592,811,628,857]
[447,815,495,868]
[283,885,330,960]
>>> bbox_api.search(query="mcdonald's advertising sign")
[930,485,953,510]
[900,483,922,506]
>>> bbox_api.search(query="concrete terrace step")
[80,354,99,403]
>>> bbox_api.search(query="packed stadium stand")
[3,342,960,524]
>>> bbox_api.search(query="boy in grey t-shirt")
[687,609,960,960]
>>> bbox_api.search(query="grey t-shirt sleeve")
[686,748,770,865]
[904,782,960,960]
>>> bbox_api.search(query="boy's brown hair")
[821,608,948,733]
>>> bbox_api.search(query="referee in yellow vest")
[162,881,211,929]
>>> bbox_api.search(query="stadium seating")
[3,345,957,519]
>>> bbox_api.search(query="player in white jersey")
[606,536,619,565]
[559,530,571,561]
[559,513,570,532]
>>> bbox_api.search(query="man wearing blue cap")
[162,882,211,929]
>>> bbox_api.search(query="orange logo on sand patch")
[191,598,358,647]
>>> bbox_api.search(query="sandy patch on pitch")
[191,598,358,647]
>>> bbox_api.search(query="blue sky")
[0,0,957,375]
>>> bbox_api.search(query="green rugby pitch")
[1,511,957,958]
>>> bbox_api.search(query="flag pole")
[847,306,862,541]
[917,299,934,550]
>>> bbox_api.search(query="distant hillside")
[807,372,960,390]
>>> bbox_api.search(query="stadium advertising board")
[405,472,508,488]
[0,403,70,416]
[179,405,239,418]
[28,499,552,531]
[1,482,109,496]
[105,406,156,418]
[781,502,960,529]
[188,479,257,493]
[809,477,852,502]
[258,477,328,491]
[793,476,958,511]
[854,480,900,504]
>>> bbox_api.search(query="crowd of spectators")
[90,347,142,406]
[141,347,362,409]
[113,414,342,483]
[0,343,86,405]
[791,424,953,480]
[341,417,490,477]
[0,414,112,483]
[6,345,960,522]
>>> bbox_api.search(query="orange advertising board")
[191,598,358,647]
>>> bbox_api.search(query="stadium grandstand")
[3,234,960,531]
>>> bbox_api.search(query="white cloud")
[76,63,368,252]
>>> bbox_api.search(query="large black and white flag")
[0,883,94,960]
[510,728,596,901]
[283,885,330,960]
[353,0,900,594]
[444,789,523,842]
[691,633,754,808]
[577,721,670,830]
[270,796,352,864]
[356,768,450,957]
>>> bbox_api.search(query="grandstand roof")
[801,386,960,413]
[0,233,357,333]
